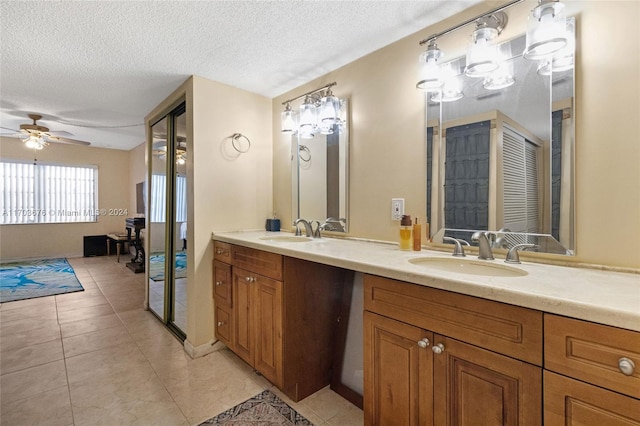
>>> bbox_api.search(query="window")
[0,161,98,224]
[149,174,186,223]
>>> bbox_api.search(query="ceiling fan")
[0,114,91,150]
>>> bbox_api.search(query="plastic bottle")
[399,215,412,250]
[413,217,421,251]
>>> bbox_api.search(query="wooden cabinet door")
[214,304,233,349]
[254,275,283,388]
[213,260,232,307]
[364,312,433,426]
[232,267,254,366]
[544,370,640,425]
[432,335,542,426]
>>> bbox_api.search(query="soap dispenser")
[399,215,412,250]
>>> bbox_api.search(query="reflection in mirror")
[292,99,349,232]
[426,15,575,255]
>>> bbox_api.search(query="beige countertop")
[212,230,640,332]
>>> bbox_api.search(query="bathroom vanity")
[212,231,639,424]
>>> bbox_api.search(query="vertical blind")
[0,161,97,224]
[150,174,186,223]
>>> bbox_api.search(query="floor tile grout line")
[56,296,77,426]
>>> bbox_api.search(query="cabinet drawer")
[544,370,640,425]
[231,245,283,281]
[215,304,233,350]
[364,274,543,365]
[213,260,232,307]
[545,314,640,398]
[214,241,232,264]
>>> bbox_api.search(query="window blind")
[0,161,97,224]
[150,174,186,223]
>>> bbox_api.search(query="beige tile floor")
[0,255,363,426]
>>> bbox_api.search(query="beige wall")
[146,76,273,350]
[129,142,146,216]
[0,137,131,261]
[273,0,640,269]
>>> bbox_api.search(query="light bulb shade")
[299,97,318,139]
[536,17,575,75]
[23,135,46,150]
[431,64,463,102]
[318,94,339,134]
[483,43,515,90]
[465,28,500,77]
[281,104,297,133]
[523,0,568,60]
[416,41,444,91]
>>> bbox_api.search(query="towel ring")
[231,133,251,153]
[298,145,311,162]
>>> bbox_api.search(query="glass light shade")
[465,28,500,77]
[299,97,317,139]
[176,153,186,165]
[431,64,463,102]
[318,94,339,134]
[281,104,297,134]
[416,42,444,91]
[23,135,45,150]
[483,43,515,90]
[536,18,575,75]
[523,0,568,60]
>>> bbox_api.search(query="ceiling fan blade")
[47,130,75,137]
[45,135,91,146]
[0,126,21,135]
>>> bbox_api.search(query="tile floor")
[0,255,363,425]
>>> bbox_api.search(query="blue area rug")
[0,258,84,303]
[149,251,187,281]
[199,389,313,425]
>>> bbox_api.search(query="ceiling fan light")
[23,134,46,150]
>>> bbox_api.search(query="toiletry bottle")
[413,217,421,251]
[399,215,412,250]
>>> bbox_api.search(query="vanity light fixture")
[464,12,508,78]
[279,82,338,137]
[281,102,297,134]
[523,0,568,60]
[416,39,444,91]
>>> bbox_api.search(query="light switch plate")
[392,198,404,220]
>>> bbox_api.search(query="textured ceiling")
[0,1,481,151]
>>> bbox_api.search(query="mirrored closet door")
[148,102,187,338]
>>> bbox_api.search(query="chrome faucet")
[443,237,470,257]
[312,220,322,238]
[505,243,539,264]
[294,218,313,237]
[472,231,495,260]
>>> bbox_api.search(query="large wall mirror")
[425,3,575,255]
[291,99,349,232]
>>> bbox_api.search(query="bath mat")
[0,258,83,303]
[148,251,187,281]
[199,389,313,425]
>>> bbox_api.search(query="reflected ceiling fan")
[0,114,91,150]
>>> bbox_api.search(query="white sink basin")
[409,257,528,277]
[259,236,313,243]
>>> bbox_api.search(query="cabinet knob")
[216,249,222,254]
[215,281,222,286]
[432,343,445,354]
[217,321,224,327]
[417,338,430,348]
[618,357,636,376]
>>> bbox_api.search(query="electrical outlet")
[391,198,404,220]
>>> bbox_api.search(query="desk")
[106,234,129,263]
